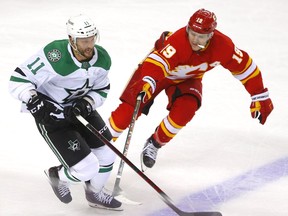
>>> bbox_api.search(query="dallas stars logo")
[63,79,92,103]
[68,139,81,151]
[47,49,61,62]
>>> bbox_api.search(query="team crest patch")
[68,139,81,151]
[47,49,61,62]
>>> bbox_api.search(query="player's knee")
[180,94,200,110]
[70,152,100,181]
[172,94,199,121]
[91,145,116,166]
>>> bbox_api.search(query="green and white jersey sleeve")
[9,39,111,110]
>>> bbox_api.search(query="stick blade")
[179,212,222,216]
[114,194,142,205]
[111,185,142,205]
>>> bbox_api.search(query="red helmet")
[188,9,217,34]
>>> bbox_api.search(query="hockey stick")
[75,114,222,216]
[112,95,142,205]
[112,49,155,204]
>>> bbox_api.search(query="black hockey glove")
[26,93,60,125]
[64,97,93,123]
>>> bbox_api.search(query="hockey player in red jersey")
[107,8,274,169]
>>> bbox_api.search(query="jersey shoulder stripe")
[43,39,79,76]
[93,45,111,70]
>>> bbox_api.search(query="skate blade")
[140,155,149,172]
[88,202,124,211]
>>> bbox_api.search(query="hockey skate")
[44,166,72,204]
[85,182,123,211]
[141,135,161,169]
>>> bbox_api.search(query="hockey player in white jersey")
[9,14,122,210]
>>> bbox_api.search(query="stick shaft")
[75,114,190,215]
[113,95,142,194]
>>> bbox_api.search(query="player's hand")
[26,93,60,125]
[138,76,156,103]
[250,88,273,124]
[154,31,172,49]
[64,97,93,123]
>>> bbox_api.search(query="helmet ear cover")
[188,8,217,34]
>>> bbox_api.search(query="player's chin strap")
[74,112,222,216]
[69,41,87,59]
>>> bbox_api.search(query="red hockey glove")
[250,88,273,125]
[154,31,172,50]
[138,76,156,103]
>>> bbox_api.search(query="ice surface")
[1,0,288,215]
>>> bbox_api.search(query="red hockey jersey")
[142,27,264,95]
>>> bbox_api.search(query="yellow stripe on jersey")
[107,117,123,141]
[167,115,182,129]
[160,115,183,138]
[144,53,169,77]
[240,67,260,84]
[109,117,123,133]
[232,57,259,84]
[160,121,175,138]
[232,57,253,75]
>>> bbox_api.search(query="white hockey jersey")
[9,39,111,112]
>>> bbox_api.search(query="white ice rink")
[1,0,288,215]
